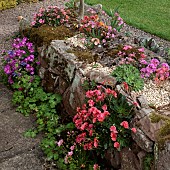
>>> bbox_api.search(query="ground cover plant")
[85,0,170,41]
[1,1,170,169]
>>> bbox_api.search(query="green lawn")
[84,0,170,41]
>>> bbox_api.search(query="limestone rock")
[136,108,154,119]
[138,113,166,141]
[132,128,154,152]
[63,71,85,116]
[155,141,170,170]
[105,149,121,169]
[120,148,140,170]
[137,95,149,108]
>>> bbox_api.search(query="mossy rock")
[23,24,75,47]
[150,112,170,149]
[67,48,98,63]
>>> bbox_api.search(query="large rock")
[132,128,154,152]
[154,141,170,170]
[137,112,166,141]
[120,148,140,170]
[39,40,116,116]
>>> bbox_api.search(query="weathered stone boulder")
[132,128,154,152]
[154,141,170,170]
[120,148,140,170]
[39,40,117,115]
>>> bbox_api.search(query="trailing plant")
[31,6,71,27]
[1,37,39,84]
[111,64,144,91]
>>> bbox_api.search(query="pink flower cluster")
[79,15,117,46]
[111,12,125,32]
[73,86,117,150]
[117,45,146,65]
[31,6,70,27]
[73,85,136,151]
[140,58,170,82]
[110,121,136,149]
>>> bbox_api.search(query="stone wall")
[38,39,170,170]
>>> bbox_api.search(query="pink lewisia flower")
[110,125,118,133]
[88,99,95,107]
[120,121,129,129]
[111,132,117,141]
[114,142,120,149]
[31,21,36,26]
[57,139,63,146]
[93,164,100,170]
[138,48,144,52]
[70,145,75,151]
[123,45,132,50]
[131,128,137,133]
[57,15,60,18]
[94,138,99,148]
[39,19,45,24]
[123,82,129,91]
[102,104,107,111]
[68,151,73,156]
[86,90,94,98]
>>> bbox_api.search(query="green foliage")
[143,153,154,170]
[139,38,159,53]
[111,64,144,91]
[12,75,62,133]
[65,0,76,9]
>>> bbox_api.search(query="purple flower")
[150,58,160,66]
[161,63,170,69]
[4,65,11,74]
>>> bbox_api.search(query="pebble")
[136,80,170,108]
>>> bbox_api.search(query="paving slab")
[0,150,44,170]
[0,82,45,169]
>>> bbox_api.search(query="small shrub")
[31,6,71,27]
[111,64,144,91]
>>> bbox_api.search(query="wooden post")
[79,0,84,21]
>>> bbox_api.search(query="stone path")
[0,82,45,170]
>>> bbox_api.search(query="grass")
[84,0,170,41]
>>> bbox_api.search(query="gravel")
[0,0,67,52]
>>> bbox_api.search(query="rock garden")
[0,0,170,169]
